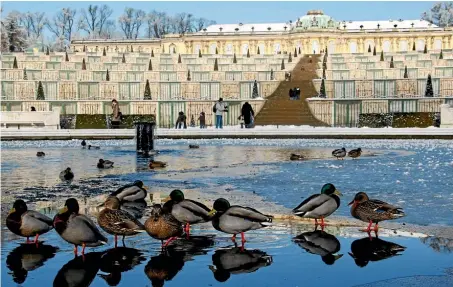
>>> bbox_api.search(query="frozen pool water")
[1,138,453,287]
[1,139,453,226]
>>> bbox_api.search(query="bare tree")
[146,10,174,38]
[118,7,145,39]
[422,2,453,27]
[79,4,113,37]
[195,18,216,31]
[174,13,194,35]
[99,19,116,39]
[47,8,76,44]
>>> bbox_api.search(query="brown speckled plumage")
[349,192,405,224]
[145,204,183,241]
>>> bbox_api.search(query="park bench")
[0,109,61,130]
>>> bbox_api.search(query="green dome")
[295,10,339,29]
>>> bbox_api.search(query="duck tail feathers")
[261,221,272,227]
[293,210,306,216]
[392,208,406,218]
[100,240,108,245]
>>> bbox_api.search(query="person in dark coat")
[289,88,294,100]
[241,102,255,128]
[175,111,187,129]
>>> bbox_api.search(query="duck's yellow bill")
[207,209,217,216]
[58,206,68,214]
[334,190,342,196]
[163,196,171,202]
[143,186,149,190]
[8,208,15,215]
[334,254,343,261]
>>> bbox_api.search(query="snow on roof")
[202,18,438,33]
[202,22,291,33]
[341,19,438,30]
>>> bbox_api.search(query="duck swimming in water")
[97,196,146,247]
[36,152,45,157]
[59,168,74,181]
[88,145,100,150]
[81,140,86,148]
[97,159,114,169]
[53,198,108,255]
[6,200,53,244]
[110,180,147,202]
[332,148,346,160]
[163,190,212,237]
[290,153,304,161]
[292,183,342,229]
[348,192,405,234]
[149,160,167,169]
[209,198,273,246]
[348,148,362,159]
[189,145,199,149]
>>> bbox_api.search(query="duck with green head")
[292,183,342,229]
[163,190,212,237]
[53,198,108,255]
[97,196,146,247]
[348,192,405,234]
[208,198,273,246]
[6,199,53,245]
[110,180,147,202]
[144,204,183,248]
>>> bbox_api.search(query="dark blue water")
[1,223,452,287]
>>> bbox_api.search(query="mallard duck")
[189,145,199,149]
[53,198,108,255]
[348,148,362,159]
[209,198,273,244]
[36,152,45,157]
[53,252,103,287]
[163,190,212,237]
[97,196,146,247]
[88,145,100,150]
[293,230,343,265]
[149,160,167,169]
[349,237,406,267]
[59,167,74,181]
[6,243,58,284]
[332,148,346,160]
[209,247,272,282]
[6,200,53,244]
[348,192,405,233]
[144,204,183,248]
[110,180,147,202]
[290,153,304,161]
[97,159,114,169]
[292,183,342,228]
[81,140,86,148]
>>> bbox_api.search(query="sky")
[2,1,435,24]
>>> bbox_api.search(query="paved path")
[2,127,453,140]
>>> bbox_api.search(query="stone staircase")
[254,54,327,126]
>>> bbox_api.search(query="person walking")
[289,88,294,100]
[213,98,228,129]
[199,111,206,129]
[175,111,187,129]
[241,102,255,128]
[111,99,121,129]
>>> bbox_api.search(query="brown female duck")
[149,160,167,169]
[97,196,146,247]
[144,204,183,248]
[348,192,405,233]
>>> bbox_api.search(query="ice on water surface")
[1,138,453,226]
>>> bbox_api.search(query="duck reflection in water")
[98,247,147,286]
[293,229,343,265]
[6,243,58,284]
[145,235,215,287]
[209,245,273,282]
[53,252,103,287]
[349,237,406,267]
